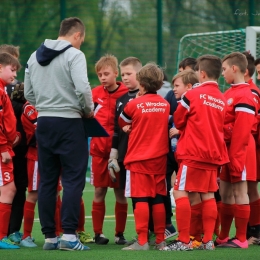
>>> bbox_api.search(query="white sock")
[61,234,77,242]
[45,237,57,243]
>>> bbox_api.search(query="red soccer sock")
[22,201,36,239]
[202,199,217,243]
[219,203,235,240]
[152,203,165,244]
[55,195,62,236]
[190,202,202,242]
[214,201,222,237]
[134,202,149,246]
[175,197,191,244]
[249,198,260,226]
[115,201,128,235]
[92,201,105,234]
[0,203,11,239]
[77,198,85,232]
[234,204,250,242]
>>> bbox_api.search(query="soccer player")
[178,57,197,72]
[162,55,229,251]
[119,62,170,250]
[90,54,128,245]
[217,52,258,248]
[0,52,21,249]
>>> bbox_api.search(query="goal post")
[176,27,260,91]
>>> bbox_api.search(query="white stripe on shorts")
[32,161,38,190]
[125,170,131,198]
[242,166,246,181]
[179,165,187,190]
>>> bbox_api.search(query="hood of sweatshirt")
[36,39,72,66]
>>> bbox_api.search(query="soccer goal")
[176,26,260,92]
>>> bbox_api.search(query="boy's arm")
[70,52,94,116]
[173,95,190,130]
[24,64,36,106]
[228,101,256,176]
[111,100,121,150]
[118,104,132,129]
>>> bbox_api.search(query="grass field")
[1,182,260,260]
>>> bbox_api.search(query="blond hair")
[120,57,142,71]
[0,44,20,58]
[95,54,118,73]
[172,69,199,86]
[136,62,164,92]
[0,52,21,71]
[222,52,248,74]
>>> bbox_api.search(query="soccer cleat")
[154,241,166,250]
[198,240,215,250]
[190,236,202,249]
[8,231,23,244]
[160,239,193,251]
[78,231,94,243]
[217,237,248,249]
[94,234,109,245]
[60,238,90,251]
[122,241,149,250]
[164,225,178,240]
[115,233,128,245]
[214,236,229,246]
[20,236,37,247]
[0,237,20,249]
[43,241,60,250]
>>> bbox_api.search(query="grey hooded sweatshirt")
[24,39,93,118]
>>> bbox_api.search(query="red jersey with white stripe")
[174,81,229,166]
[90,82,128,157]
[21,102,38,160]
[0,78,16,155]
[224,82,257,176]
[119,93,170,174]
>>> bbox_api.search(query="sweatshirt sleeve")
[70,52,94,116]
[24,63,36,106]
[173,96,190,131]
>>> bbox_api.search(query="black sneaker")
[94,234,109,245]
[115,233,128,245]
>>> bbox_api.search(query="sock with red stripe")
[214,201,222,237]
[219,203,235,240]
[175,197,191,244]
[55,195,62,236]
[190,202,202,242]
[92,201,105,234]
[235,204,250,242]
[0,203,11,239]
[202,199,217,243]
[134,202,149,246]
[115,201,128,235]
[77,198,85,232]
[22,201,36,239]
[152,203,165,244]
[249,198,260,226]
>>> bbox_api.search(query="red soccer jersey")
[224,82,257,176]
[119,93,170,174]
[174,81,229,166]
[90,82,128,157]
[0,78,16,154]
[21,102,38,160]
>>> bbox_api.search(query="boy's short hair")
[120,57,142,71]
[95,54,118,73]
[255,57,260,66]
[59,17,85,37]
[196,55,222,80]
[136,62,163,92]
[222,52,248,74]
[179,57,197,70]
[242,51,255,77]
[0,44,20,58]
[0,52,21,71]
[172,69,199,86]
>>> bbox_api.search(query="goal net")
[176,27,260,92]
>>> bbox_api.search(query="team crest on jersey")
[227,98,233,106]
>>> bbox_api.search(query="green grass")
[2,182,260,260]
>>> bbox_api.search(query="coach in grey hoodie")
[24,17,93,251]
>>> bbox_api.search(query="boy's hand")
[108,148,120,182]
[84,111,94,118]
[169,127,179,139]
[13,134,20,148]
[1,151,11,164]
[122,125,132,134]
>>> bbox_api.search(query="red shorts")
[220,135,256,183]
[0,160,14,186]
[27,159,40,192]
[125,170,166,198]
[90,156,119,188]
[174,162,218,192]
[256,145,260,181]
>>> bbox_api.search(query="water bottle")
[171,123,178,152]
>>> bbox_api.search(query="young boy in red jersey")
[162,55,229,251]
[90,54,128,244]
[0,52,21,249]
[217,52,258,249]
[242,52,260,244]
[119,62,170,251]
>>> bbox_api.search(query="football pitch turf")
[1,182,260,260]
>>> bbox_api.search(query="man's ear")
[187,83,193,90]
